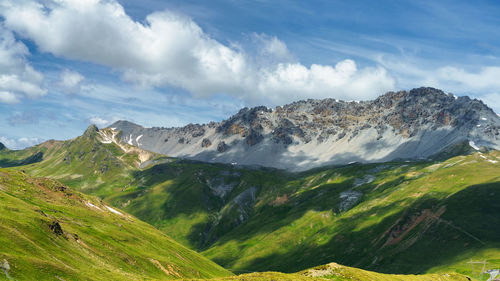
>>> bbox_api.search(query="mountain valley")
[1,88,499,280]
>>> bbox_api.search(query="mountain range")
[1,87,499,280]
[108,87,500,171]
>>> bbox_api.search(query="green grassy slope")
[2,127,498,279]
[3,126,158,198]
[193,262,469,281]
[202,151,500,276]
[103,150,500,278]
[0,168,232,280]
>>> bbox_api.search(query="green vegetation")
[0,168,231,280]
[192,263,470,280]
[1,127,498,280]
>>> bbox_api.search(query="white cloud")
[376,55,500,112]
[0,0,395,106]
[0,136,43,150]
[250,33,294,64]
[476,92,500,114]
[0,91,19,103]
[57,69,84,94]
[0,24,46,103]
[89,116,111,127]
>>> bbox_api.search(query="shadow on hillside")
[124,160,291,248]
[0,151,43,168]
[226,181,500,274]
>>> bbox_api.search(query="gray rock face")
[108,87,500,171]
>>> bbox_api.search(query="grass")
[190,262,470,280]
[0,168,232,280]
[1,127,499,280]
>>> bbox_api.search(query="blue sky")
[1,0,500,149]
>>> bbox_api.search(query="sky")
[1,0,500,149]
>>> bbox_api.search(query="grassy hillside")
[193,262,470,281]
[201,151,500,276]
[0,168,231,280]
[3,126,159,198]
[1,127,499,279]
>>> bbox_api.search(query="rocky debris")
[217,141,228,153]
[1,259,10,280]
[181,123,205,138]
[205,177,238,199]
[201,138,212,148]
[55,185,66,192]
[232,187,257,225]
[245,130,263,146]
[49,221,64,236]
[353,175,376,187]
[83,124,99,139]
[109,87,500,171]
[99,164,109,174]
[339,190,362,212]
[381,207,446,248]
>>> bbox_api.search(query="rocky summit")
[108,87,500,171]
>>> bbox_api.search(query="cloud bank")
[0,135,42,150]
[0,0,395,105]
[0,25,46,103]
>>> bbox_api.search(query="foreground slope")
[110,87,500,171]
[194,262,469,281]
[0,169,231,280]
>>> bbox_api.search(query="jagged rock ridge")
[107,87,500,171]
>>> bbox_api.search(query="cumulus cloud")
[0,0,395,105]
[0,24,46,103]
[377,56,500,112]
[57,69,84,94]
[0,136,43,150]
[89,116,112,127]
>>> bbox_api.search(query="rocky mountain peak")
[83,124,99,138]
[109,120,142,129]
[107,87,500,171]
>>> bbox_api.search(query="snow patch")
[86,201,102,210]
[469,141,480,150]
[488,160,498,164]
[106,206,123,215]
[127,134,133,145]
[136,135,143,146]
[480,154,487,159]
[481,117,487,121]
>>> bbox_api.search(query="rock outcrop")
[107,87,500,171]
